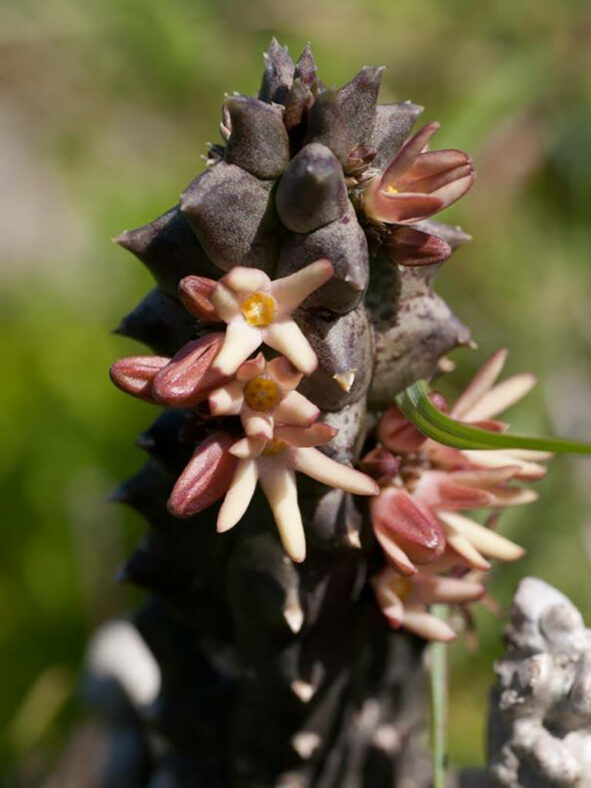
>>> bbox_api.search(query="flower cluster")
[111,261,378,563]
[365,350,550,641]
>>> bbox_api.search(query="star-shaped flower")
[217,427,379,563]
[363,122,475,224]
[208,353,320,440]
[372,565,484,642]
[196,259,334,377]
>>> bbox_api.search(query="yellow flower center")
[385,184,399,194]
[244,376,280,412]
[241,291,276,327]
[262,438,287,457]
[390,575,413,601]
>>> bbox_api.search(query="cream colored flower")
[208,353,319,440]
[218,428,379,563]
[209,260,334,376]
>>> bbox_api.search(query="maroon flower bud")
[109,355,169,403]
[168,432,238,518]
[385,227,452,267]
[178,276,219,323]
[378,394,447,454]
[359,446,400,485]
[151,333,228,409]
[372,487,446,574]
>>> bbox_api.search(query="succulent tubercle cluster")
[367,349,550,640]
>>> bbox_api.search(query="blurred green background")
[2,0,591,781]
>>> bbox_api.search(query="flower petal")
[385,227,452,267]
[378,404,426,453]
[437,510,525,562]
[381,122,441,185]
[443,531,491,571]
[229,436,266,459]
[217,458,258,532]
[275,422,337,448]
[222,266,271,294]
[266,356,303,391]
[462,450,547,481]
[430,173,476,211]
[404,148,472,180]
[259,465,306,562]
[372,569,405,626]
[270,259,334,314]
[374,528,418,576]
[168,433,238,518]
[461,373,537,422]
[365,187,444,224]
[451,349,508,418]
[274,390,320,427]
[209,381,245,416]
[263,320,318,374]
[110,355,169,402]
[243,410,274,440]
[210,281,241,322]
[212,320,262,376]
[236,352,266,382]
[412,470,495,510]
[410,574,485,605]
[292,447,379,495]
[401,604,457,642]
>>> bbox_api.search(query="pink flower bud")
[178,276,219,322]
[109,355,169,402]
[152,333,228,408]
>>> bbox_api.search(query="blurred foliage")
[2,0,591,779]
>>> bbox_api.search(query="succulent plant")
[106,39,481,786]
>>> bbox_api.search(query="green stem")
[430,604,448,788]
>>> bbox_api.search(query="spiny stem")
[430,604,449,788]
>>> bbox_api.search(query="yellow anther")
[244,376,280,412]
[262,438,287,457]
[241,291,276,327]
[385,184,399,194]
[390,575,413,601]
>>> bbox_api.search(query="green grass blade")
[396,380,591,454]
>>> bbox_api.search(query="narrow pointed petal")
[236,352,266,382]
[210,282,242,322]
[489,486,539,508]
[405,149,472,179]
[404,164,474,196]
[372,488,446,566]
[382,122,441,184]
[410,574,485,605]
[443,531,491,571]
[110,356,168,402]
[152,334,228,408]
[451,466,522,487]
[217,459,258,532]
[263,320,317,374]
[243,410,274,440]
[266,356,303,390]
[259,465,306,562]
[462,450,547,481]
[374,528,418,576]
[275,422,337,447]
[208,381,245,416]
[178,276,219,322]
[229,436,266,459]
[461,373,537,421]
[212,320,262,376]
[437,510,525,562]
[451,349,508,418]
[413,470,495,510]
[274,390,320,426]
[401,604,457,642]
[168,433,238,518]
[430,173,476,211]
[270,259,334,314]
[222,266,271,294]
[372,570,405,625]
[365,185,443,224]
[504,448,553,461]
[292,447,379,495]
